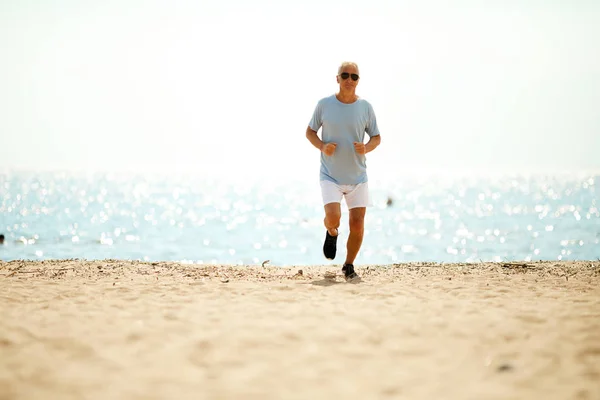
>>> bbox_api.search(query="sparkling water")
[1,171,598,266]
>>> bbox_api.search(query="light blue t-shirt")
[309,94,380,185]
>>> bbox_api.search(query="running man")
[305,61,381,281]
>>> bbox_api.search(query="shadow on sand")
[308,276,362,286]
[309,278,343,287]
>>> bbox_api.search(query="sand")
[1,260,599,400]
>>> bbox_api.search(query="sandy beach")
[1,260,599,400]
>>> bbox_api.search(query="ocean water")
[0,171,598,266]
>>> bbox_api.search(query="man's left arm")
[354,103,382,155]
[365,134,381,153]
[363,102,381,154]
[353,134,380,155]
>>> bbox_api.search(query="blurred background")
[1,0,598,265]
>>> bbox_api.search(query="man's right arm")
[306,126,323,151]
[306,126,337,156]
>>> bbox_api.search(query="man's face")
[337,65,360,90]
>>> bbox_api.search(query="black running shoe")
[323,230,338,260]
[342,263,359,281]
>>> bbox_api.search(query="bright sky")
[1,0,599,178]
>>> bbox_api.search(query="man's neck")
[336,90,357,104]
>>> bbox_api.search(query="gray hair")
[337,61,359,75]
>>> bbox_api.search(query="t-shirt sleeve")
[365,103,380,137]
[308,101,323,132]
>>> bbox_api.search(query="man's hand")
[321,143,337,156]
[353,142,366,155]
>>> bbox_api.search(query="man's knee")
[324,203,341,224]
[325,211,341,225]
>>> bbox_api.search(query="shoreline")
[2,259,599,281]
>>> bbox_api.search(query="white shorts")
[320,180,371,209]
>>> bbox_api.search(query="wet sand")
[1,260,599,399]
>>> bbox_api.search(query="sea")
[0,170,598,266]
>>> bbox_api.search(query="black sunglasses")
[340,72,359,81]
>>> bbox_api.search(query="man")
[305,61,381,281]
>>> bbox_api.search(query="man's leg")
[322,202,341,260]
[345,207,366,265]
[320,181,343,260]
[324,202,341,236]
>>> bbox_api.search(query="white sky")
[1,0,599,178]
